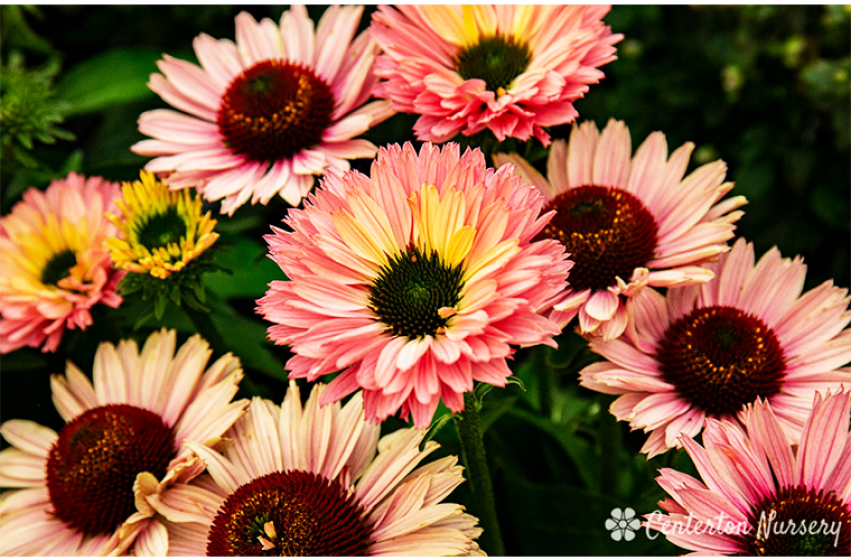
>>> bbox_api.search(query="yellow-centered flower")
[106,172,219,279]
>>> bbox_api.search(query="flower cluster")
[1,4,849,558]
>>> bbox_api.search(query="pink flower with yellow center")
[0,329,247,556]
[581,238,851,457]
[132,7,393,215]
[370,5,622,144]
[258,142,571,428]
[495,119,747,340]
[143,383,483,556]
[0,173,124,353]
[645,391,851,555]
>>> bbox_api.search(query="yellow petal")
[462,6,479,47]
[472,5,497,37]
[512,5,535,39]
[463,238,521,284]
[443,225,475,268]
[333,211,390,268]
[418,6,467,46]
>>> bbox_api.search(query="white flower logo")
[606,507,641,541]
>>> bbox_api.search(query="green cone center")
[455,35,531,92]
[369,248,465,339]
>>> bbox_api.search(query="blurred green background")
[1,5,849,556]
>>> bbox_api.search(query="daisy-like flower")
[132,7,393,215]
[258,142,571,428]
[645,391,851,555]
[494,119,747,340]
[0,172,124,353]
[0,329,247,556]
[370,5,621,144]
[106,171,219,280]
[580,237,851,457]
[141,382,483,556]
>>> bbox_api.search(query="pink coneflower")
[0,329,247,556]
[580,238,851,457]
[0,173,124,354]
[258,142,571,428]
[645,391,851,555]
[132,7,393,215]
[495,119,747,340]
[141,383,483,556]
[370,5,621,144]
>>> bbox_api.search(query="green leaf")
[154,293,168,319]
[504,375,526,392]
[207,302,287,381]
[508,407,602,492]
[55,48,160,115]
[420,412,455,451]
[473,382,493,403]
[133,310,156,331]
[0,6,52,54]
[203,234,285,300]
[58,149,84,175]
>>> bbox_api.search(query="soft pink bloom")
[0,329,247,556]
[495,119,747,340]
[258,142,571,428]
[133,7,393,215]
[370,5,621,144]
[581,237,851,457]
[0,173,124,353]
[645,391,851,555]
[145,382,483,556]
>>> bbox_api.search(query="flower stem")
[455,391,505,556]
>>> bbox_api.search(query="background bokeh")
[2,5,849,555]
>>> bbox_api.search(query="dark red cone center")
[655,305,787,416]
[206,470,372,556]
[740,485,851,556]
[540,185,658,291]
[217,60,334,163]
[46,404,175,536]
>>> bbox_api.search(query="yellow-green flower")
[107,171,218,279]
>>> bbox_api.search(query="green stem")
[455,392,506,556]
[183,305,228,356]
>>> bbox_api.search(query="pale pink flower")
[0,329,247,556]
[0,173,124,354]
[143,382,483,556]
[581,238,851,457]
[645,391,851,555]
[495,119,747,340]
[258,142,571,428]
[370,5,621,144]
[132,7,393,215]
